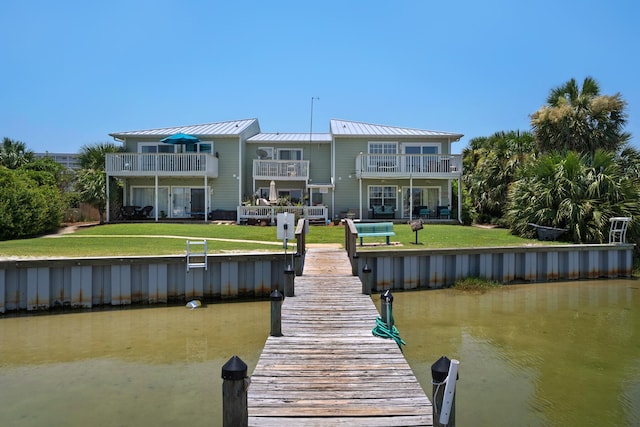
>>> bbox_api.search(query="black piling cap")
[431,355,459,382]
[362,263,372,273]
[222,355,247,380]
[270,289,284,301]
[381,289,393,303]
[284,265,295,274]
[352,252,359,259]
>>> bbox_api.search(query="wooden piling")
[351,252,359,276]
[270,289,283,337]
[431,356,457,427]
[222,355,248,427]
[284,266,295,297]
[361,263,372,295]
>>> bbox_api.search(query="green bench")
[355,222,395,246]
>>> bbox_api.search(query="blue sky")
[2,0,639,155]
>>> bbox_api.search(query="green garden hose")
[372,317,406,348]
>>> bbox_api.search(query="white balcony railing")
[253,160,310,180]
[106,153,218,177]
[237,205,328,224]
[355,154,462,178]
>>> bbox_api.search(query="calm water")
[1,280,639,426]
[386,280,640,427]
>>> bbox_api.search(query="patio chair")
[139,205,153,218]
[121,206,138,220]
[419,208,431,219]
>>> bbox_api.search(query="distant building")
[35,152,81,170]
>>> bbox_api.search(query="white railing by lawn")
[355,153,462,178]
[253,160,310,180]
[106,153,218,177]
[237,205,327,224]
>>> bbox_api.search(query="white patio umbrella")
[269,180,277,203]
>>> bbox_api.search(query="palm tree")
[462,130,535,224]
[78,142,122,169]
[531,77,629,154]
[0,137,34,169]
[507,150,640,243]
[75,142,123,224]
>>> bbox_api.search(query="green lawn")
[0,222,547,258]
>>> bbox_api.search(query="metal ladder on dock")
[609,217,632,244]
[186,240,207,271]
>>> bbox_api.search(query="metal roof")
[330,119,463,140]
[247,133,332,143]
[109,119,259,139]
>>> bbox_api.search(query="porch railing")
[106,153,218,177]
[253,160,310,180]
[355,153,462,178]
[237,205,327,224]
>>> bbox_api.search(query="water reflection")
[0,302,269,427]
[387,280,640,426]
[1,281,639,426]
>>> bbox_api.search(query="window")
[403,144,439,172]
[402,186,441,217]
[278,189,303,204]
[257,147,274,159]
[277,148,302,160]
[368,185,397,208]
[131,187,169,216]
[260,187,303,204]
[368,142,398,170]
[184,141,214,154]
[138,142,175,153]
[368,142,397,156]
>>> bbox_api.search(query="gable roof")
[109,119,259,139]
[247,133,332,143]
[330,119,463,140]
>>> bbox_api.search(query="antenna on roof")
[309,97,320,144]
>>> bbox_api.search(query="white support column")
[204,175,208,222]
[458,176,462,224]
[154,174,159,221]
[106,173,110,222]
[358,178,363,220]
[409,176,413,222]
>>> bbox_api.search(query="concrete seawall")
[0,243,634,314]
[0,253,289,313]
[352,244,635,291]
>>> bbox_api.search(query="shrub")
[0,167,64,240]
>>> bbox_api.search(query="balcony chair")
[438,207,451,219]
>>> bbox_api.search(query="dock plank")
[248,245,432,426]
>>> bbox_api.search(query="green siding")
[333,136,453,218]
[112,121,457,221]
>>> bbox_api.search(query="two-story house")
[105,118,463,223]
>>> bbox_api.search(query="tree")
[531,77,629,154]
[0,137,34,169]
[506,150,640,243]
[75,142,123,224]
[0,166,65,240]
[462,130,535,224]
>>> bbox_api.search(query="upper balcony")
[105,153,218,178]
[253,160,310,181]
[355,153,462,179]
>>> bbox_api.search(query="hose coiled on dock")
[372,317,406,348]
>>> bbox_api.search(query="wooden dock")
[248,245,433,426]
